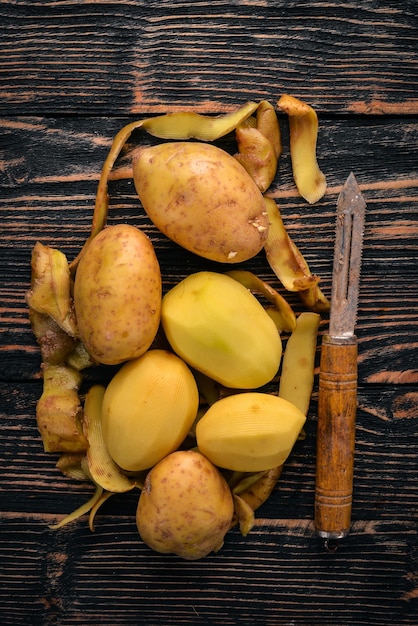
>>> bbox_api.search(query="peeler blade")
[329,172,366,338]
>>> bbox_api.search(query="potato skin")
[133,142,269,263]
[74,224,161,365]
[136,450,234,560]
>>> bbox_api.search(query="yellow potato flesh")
[74,224,161,365]
[196,392,306,472]
[136,450,234,560]
[132,142,269,263]
[161,271,282,388]
[101,350,199,472]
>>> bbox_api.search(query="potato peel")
[264,196,330,312]
[26,242,78,337]
[49,482,103,530]
[83,385,137,493]
[225,269,296,332]
[235,100,282,192]
[278,94,327,204]
[279,312,321,416]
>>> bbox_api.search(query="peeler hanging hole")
[324,538,339,553]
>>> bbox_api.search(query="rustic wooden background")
[1,1,417,624]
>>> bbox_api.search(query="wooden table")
[1,2,417,624]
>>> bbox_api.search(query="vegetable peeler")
[314,172,366,551]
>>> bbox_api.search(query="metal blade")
[329,172,366,338]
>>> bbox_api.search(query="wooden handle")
[314,335,358,543]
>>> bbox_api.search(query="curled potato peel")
[264,196,318,292]
[278,94,327,204]
[50,457,118,531]
[49,481,104,531]
[232,494,255,537]
[225,269,296,333]
[26,242,78,337]
[29,309,76,366]
[83,385,137,493]
[229,465,284,536]
[36,364,88,453]
[264,196,330,312]
[55,453,87,481]
[299,281,331,313]
[235,100,282,192]
[232,466,284,510]
[141,101,259,140]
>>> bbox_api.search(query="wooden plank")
[1,3,417,624]
[1,381,417,518]
[1,380,417,624]
[0,513,417,625]
[1,116,417,382]
[1,0,417,115]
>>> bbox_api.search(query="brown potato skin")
[133,142,269,263]
[136,450,234,560]
[74,224,161,365]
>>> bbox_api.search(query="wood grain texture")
[315,339,358,539]
[1,0,418,115]
[1,382,417,624]
[2,383,417,520]
[1,116,417,383]
[0,514,417,625]
[1,2,417,624]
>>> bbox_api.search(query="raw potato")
[161,271,282,389]
[132,142,269,263]
[136,450,234,560]
[74,224,162,365]
[102,350,199,471]
[196,392,306,472]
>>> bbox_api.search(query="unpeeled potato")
[132,142,269,263]
[136,450,234,560]
[74,224,161,365]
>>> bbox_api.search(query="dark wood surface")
[1,1,417,624]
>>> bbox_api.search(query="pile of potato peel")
[26,96,329,560]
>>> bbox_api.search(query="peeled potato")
[161,271,282,389]
[132,141,269,263]
[196,392,306,472]
[101,350,199,472]
[74,224,161,365]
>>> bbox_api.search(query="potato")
[136,450,234,560]
[101,350,199,472]
[196,392,306,472]
[132,142,269,263]
[74,224,161,365]
[161,271,282,388]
